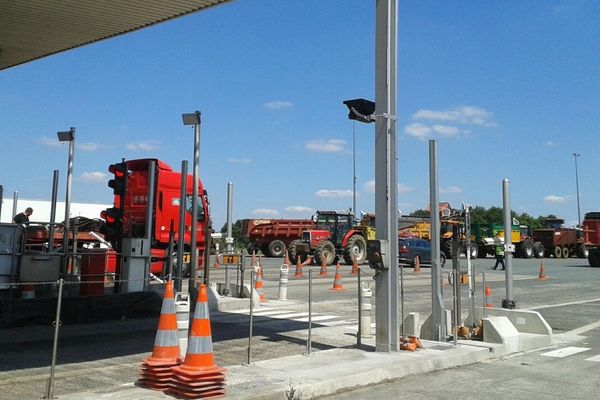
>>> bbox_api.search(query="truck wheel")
[314,240,336,266]
[288,239,307,264]
[441,240,452,259]
[589,251,600,267]
[246,243,259,256]
[343,235,367,265]
[554,246,562,258]
[533,242,545,258]
[268,240,286,258]
[576,244,589,258]
[561,246,570,258]
[466,243,478,259]
[517,239,533,258]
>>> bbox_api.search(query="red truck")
[101,158,210,275]
[243,219,315,257]
[584,213,600,267]
[532,218,587,258]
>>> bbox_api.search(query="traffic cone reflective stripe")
[21,284,35,299]
[254,267,267,303]
[137,281,182,391]
[330,263,346,291]
[538,261,548,280]
[294,257,304,278]
[168,284,226,399]
[351,255,359,275]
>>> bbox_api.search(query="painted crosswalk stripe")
[541,347,591,358]
[270,312,308,319]
[585,354,600,362]
[295,315,339,322]
[319,319,358,327]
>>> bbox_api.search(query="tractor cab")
[314,211,354,246]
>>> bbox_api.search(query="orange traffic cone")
[330,262,346,291]
[259,256,264,279]
[350,255,359,275]
[255,267,267,303]
[283,249,291,266]
[168,284,226,399]
[137,281,182,390]
[21,283,35,299]
[400,342,417,351]
[213,256,220,269]
[485,286,493,309]
[408,335,424,349]
[413,256,421,274]
[318,258,329,277]
[294,257,304,279]
[538,261,548,281]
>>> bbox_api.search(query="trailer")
[532,218,586,258]
[244,218,315,257]
[583,213,600,267]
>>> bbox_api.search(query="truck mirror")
[367,239,389,270]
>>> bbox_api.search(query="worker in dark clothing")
[493,236,505,270]
[13,207,33,224]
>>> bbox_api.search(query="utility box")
[80,249,117,296]
[121,238,150,293]
[20,254,61,282]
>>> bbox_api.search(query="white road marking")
[295,315,339,322]
[585,354,600,362]
[529,298,600,311]
[270,312,308,319]
[541,347,591,358]
[562,320,600,336]
[319,319,358,327]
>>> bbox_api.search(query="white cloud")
[252,208,280,216]
[78,172,108,183]
[398,183,413,193]
[126,141,161,151]
[440,186,463,194]
[228,158,252,164]
[413,105,496,127]
[544,141,556,147]
[285,206,313,213]
[38,136,63,148]
[364,180,412,194]
[404,123,432,140]
[544,195,570,204]
[265,100,293,110]
[432,125,459,137]
[315,189,353,198]
[305,139,346,153]
[77,142,101,151]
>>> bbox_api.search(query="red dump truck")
[243,218,315,257]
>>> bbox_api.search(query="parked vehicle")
[243,218,315,257]
[470,223,541,259]
[532,218,586,258]
[398,237,446,268]
[583,213,600,267]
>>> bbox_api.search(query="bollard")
[175,291,190,356]
[360,282,372,338]
[278,264,289,301]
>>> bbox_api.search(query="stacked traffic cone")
[318,258,329,277]
[350,255,359,275]
[413,256,421,274]
[137,281,182,390]
[399,336,422,351]
[538,261,548,281]
[294,257,304,279]
[255,267,267,303]
[330,262,346,291]
[485,286,493,309]
[21,283,35,299]
[283,249,291,266]
[167,284,226,399]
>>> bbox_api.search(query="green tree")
[220,219,249,251]
[409,209,430,218]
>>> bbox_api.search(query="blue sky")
[1,0,599,228]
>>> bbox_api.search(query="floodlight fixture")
[343,98,376,123]
[57,127,75,141]
[182,111,201,126]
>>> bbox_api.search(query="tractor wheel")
[561,246,570,258]
[260,244,270,257]
[343,235,367,265]
[533,242,545,258]
[314,240,336,266]
[517,239,533,258]
[576,244,589,258]
[288,239,307,264]
[553,246,562,258]
[267,240,286,258]
[589,251,600,268]
[246,243,259,256]
[441,239,453,259]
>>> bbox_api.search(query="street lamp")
[574,153,581,228]
[57,127,75,262]
[182,111,202,293]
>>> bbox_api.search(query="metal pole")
[352,121,357,217]
[49,170,59,252]
[44,278,64,400]
[374,0,399,353]
[246,269,254,365]
[0,185,3,221]
[502,179,515,309]
[429,140,445,341]
[357,267,362,347]
[144,160,156,291]
[12,191,18,220]
[176,161,187,293]
[190,115,201,298]
[451,225,461,329]
[224,182,233,296]
[574,153,581,228]
[63,128,75,263]
[465,206,475,328]
[307,269,312,355]
[482,271,487,319]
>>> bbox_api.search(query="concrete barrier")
[470,307,552,336]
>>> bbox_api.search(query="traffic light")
[108,162,127,196]
[343,98,376,123]
[100,207,121,242]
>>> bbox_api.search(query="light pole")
[182,112,201,295]
[352,120,357,218]
[574,153,581,228]
[57,127,75,269]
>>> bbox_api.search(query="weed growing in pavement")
[285,381,302,400]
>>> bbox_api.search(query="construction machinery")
[287,211,371,266]
[470,223,542,259]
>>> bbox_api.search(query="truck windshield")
[185,195,205,221]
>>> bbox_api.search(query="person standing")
[493,236,505,270]
[13,207,33,224]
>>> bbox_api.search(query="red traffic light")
[108,163,127,178]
